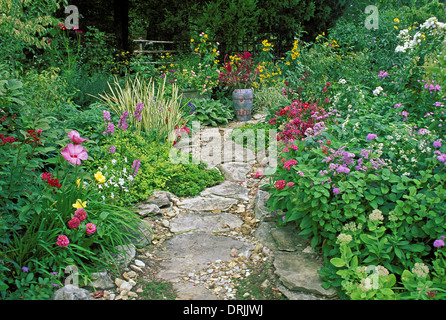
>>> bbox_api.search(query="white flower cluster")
[420,17,446,35]
[342,221,363,232]
[337,233,353,244]
[412,262,430,278]
[98,160,135,200]
[395,17,446,53]
[373,86,384,96]
[369,209,384,221]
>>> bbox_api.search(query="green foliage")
[192,0,259,55]
[95,124,224,204]
[0,73,145,299]
[253,85,290,114]
[231,121,273,153]
[186,98,234,127]
[0,0,66,69]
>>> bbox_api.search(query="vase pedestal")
[232,89,253,121]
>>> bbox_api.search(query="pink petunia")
[61,143,88,165]
[67,130,88,145]
[86,223,97,235]
[56,235,70,247]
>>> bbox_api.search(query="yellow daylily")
[73,199,87,209]
[394,17,400,23]
[94,171,106,184]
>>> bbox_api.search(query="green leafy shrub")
[95,115,224,205]
[185,98,234,127]
[1,74,145,299]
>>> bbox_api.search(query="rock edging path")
[54,116,338,300]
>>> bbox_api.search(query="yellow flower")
[394,25,398,30]
[94,171,106,184]
[76,179,81,188]
[394,17,400,23]
[191,38,194,42]
[72,199,87,209]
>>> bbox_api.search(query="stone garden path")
[62,116,338,301]
[138,116,338,300]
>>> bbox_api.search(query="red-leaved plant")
[218,51,260,89]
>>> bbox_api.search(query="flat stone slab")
[271,225,307,252]
[273,251,337,298]
[177,195,237,212]
[254,190,282,222]
[173,282,219,300]
[218,162,252,182]
[200,180,249,201]
[169,212,244,234]
[156,232,254,281]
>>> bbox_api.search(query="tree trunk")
[114,0,129,51]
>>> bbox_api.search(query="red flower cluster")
[0,134,17,144]
[269,100,327,143]
[25,129,41,145]
[218,51,260,89]
[42,172,62,188]
[275,180,295,190]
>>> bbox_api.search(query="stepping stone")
[218,162,252,182]
[156,232,254,281]
[177,195,237,212]
[273,251,337,298]
[254,189,281,222]
[199,128,223,169]
[221,140,256,164]
[271,225,307,252]
[173,282,220,300]
[169,212,244,234]
[200,180,249,201]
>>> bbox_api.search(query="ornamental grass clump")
[97,76,184,143]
